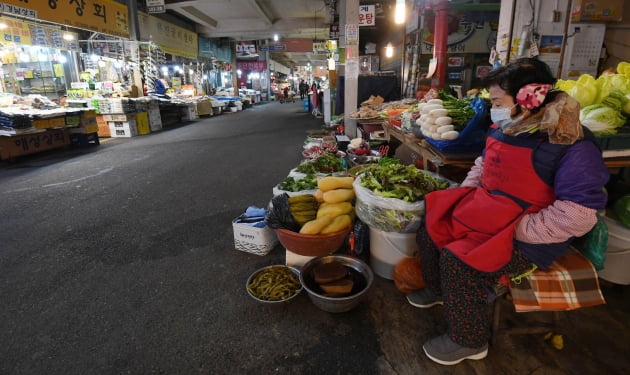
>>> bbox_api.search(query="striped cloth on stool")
[508,247,606,312]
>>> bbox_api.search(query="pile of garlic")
[415,99,459,141]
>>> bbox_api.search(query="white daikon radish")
[429,108,448,118]
[431,132,442,139]
[415,117,423,126]
[441,130,459,140]
[435,116,453,126]
[437,125,455,133]
[428,99,443,105]
[421,104,442,114]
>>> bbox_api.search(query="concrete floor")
[1,101,629,375]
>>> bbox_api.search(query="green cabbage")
[579,104,627,135]
[601,90,630,114]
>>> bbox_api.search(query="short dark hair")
[481,58,557,99]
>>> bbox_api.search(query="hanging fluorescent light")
[395,0,406,24]
[385,43,394,58]
[0,22,8,30]
[63,32,74,41]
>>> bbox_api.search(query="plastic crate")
[594,132,630,150]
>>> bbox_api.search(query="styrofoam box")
[108,120,137,138]
[599,213,630,285]
[232,218,278,256]
[285,248,316,269]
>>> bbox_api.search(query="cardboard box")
[148,109,162,132]
[0,128,70,160]
[196,100,212,116]
[108,120,137,138]
[96,114,110,137]
[232,217,278,256]
[571,0,624,22]
[69,124,99,134]
[32,119,50,129]
[48,116,66,128]
[135,112,150,135]
[103,113,135,122]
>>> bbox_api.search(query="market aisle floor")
[1,101,629,375]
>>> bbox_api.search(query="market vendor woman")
[410,57,609,365]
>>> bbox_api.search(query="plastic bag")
[572,213,608,270]
[393,256,425,294]
[423,97,490,153]
[353,176,426,233]
[265,193,300,232]
[613,194,630,228]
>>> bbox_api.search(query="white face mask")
[490,105,517,130]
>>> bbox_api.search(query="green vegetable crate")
[594,132,630,150]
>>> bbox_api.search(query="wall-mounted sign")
[329,24,339,40]
[146,0,165,14]
[345,24,359,45]
[0,0,129,38]
[138,12,198,59]
[359,5,375,27]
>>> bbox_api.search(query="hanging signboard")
[0,16,79,51]
[198,37,232,62]
[0,0,130,38]
[138,12,198,59]
[359,5,375,27]
[146,0,165,14]
[236,61,267,71]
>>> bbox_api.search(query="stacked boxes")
[105,113,138,138]
[68,110,99,134]
[181,103,198,121]
[96,114,110,137]
[136,99,162,132]
[135,112,150,135]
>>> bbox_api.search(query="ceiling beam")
[247,0,273,25]
[180,6,218,28]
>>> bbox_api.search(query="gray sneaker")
[406,288,443,308]
[423,334,488,365]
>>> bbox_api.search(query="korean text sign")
[0,0,130,38]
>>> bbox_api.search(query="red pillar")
[431,0,450,90]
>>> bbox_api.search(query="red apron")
[425,133,556,272]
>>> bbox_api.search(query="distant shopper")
[299,80,307,100]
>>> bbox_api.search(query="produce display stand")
[384,122,630,174]
[0,128,70,160]
[383,123,478,172]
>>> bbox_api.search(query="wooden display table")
[383,123,630,174]
[0,128,70,161]
[383,123,478,172]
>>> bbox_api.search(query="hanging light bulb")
[385,43,394,58]
[395,0,406,24]
[273,33,279,42]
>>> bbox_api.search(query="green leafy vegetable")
[295,153,344,174]
[580,104,627,135]
[277,174,317,192]
[358,158,450,202]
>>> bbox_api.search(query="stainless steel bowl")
[246,265,303,303]
[299,255,374,313]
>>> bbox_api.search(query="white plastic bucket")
[369,227,418,279]
[599,213,630,284]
